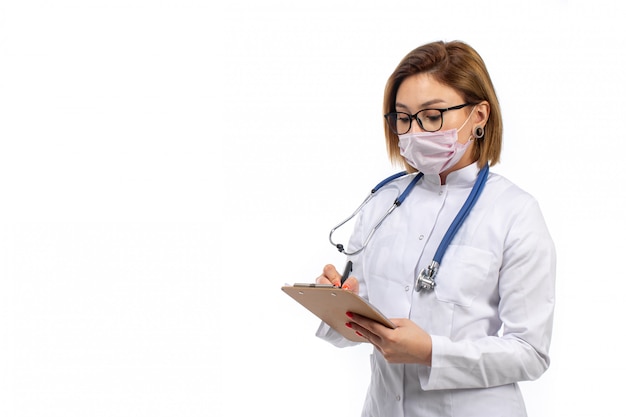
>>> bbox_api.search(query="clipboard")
[281,284,396,342]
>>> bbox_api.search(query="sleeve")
[419,197,556,389]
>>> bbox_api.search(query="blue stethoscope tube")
[415,165,489,291]
[328,165,489,291]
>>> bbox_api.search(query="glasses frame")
[385,102,474,134]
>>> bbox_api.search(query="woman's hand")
[315,264,359,293]
[346,312,433,366]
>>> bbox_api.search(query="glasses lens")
[416,109,443,132]
[386,112,411,135]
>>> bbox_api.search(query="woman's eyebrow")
[395,99,446,111]
[420,99,446,107]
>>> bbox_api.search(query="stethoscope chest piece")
[415,261,439,292]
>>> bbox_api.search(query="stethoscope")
[329,165,489,292]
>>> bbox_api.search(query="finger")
[315,274,333,285]
[322,264,342,287]
[345,320,367,340]
[315,264,338,285]
[346,320,382,347]
[341,276,359,293]
[347,312,385,343]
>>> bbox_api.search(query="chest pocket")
[433,244,495,307]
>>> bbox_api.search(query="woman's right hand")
[315,264,359,294]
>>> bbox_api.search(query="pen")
[340,260,353,287]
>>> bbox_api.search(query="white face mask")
[398,108,475,174]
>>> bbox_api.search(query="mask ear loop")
[457,106,476,132]
[457,106,477,142]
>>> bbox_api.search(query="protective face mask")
[398,109,475,174]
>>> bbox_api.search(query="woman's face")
[395,72,480,177]
[395,73,474,140]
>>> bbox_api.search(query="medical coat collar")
[422,162,485,187]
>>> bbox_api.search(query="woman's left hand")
[346,312,432,366]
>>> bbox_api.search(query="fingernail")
[345,322,353,328]
[345,312,353,318]
[342,284,351,290]
[355,331,364,337]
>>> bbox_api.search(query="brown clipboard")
[281,284,396,342]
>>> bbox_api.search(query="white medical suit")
[316,163,556,417]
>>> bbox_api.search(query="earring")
[473,126,485,139]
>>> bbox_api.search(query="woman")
[315,41,556,417]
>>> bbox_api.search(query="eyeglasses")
[384,103,474,135]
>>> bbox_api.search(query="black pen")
[340,260,353,287]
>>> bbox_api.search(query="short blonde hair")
[383,41,503,171]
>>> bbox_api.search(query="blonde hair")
[383,41,503,171]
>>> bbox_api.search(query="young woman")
[316,40,556,417]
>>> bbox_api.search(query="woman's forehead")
[396,74,462,109]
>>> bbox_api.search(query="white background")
[0,0,624,416]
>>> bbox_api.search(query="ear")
[474,100,490,126]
